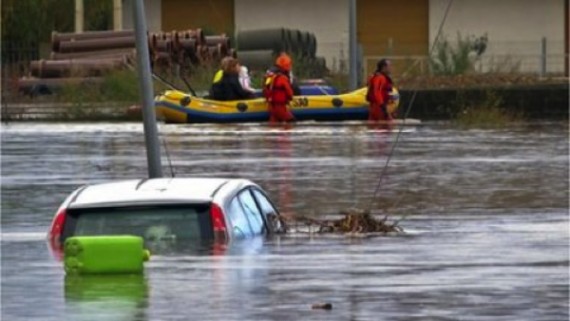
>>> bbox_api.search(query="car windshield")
[63,204,213,242]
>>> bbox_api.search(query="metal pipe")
[53,30,135,43]
[348,0,358,90]
[52,30,135,51]
[50,49,136,60]
[114,0,123,31]
[132,0,163,178]
[75,0,84,33]
[236,28,287,52]
[236,50,275,70]
[58,37,136,53]
[30,58,128,78]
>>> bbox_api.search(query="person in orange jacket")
[366,59,394,121]
[264,53,295,123]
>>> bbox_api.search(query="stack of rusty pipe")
[147,30,233,68]
[20,30,136,95]
[19,29,234,95]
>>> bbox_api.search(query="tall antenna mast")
[132,0,163,178]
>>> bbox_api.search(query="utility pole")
[114,0,123,31]
[348,0,358,90]
[132,0,163,178]
[75,0,84,33]
[540,37,547,77]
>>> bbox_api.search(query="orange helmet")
[275,53,292,72]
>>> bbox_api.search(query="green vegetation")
[2,0,112,39]
[53,69,139,120]
[430,33,488,75]
[453,90,522,127]
[58,70,139,105]
[2,0,72,47]
[100,70,141,102]
[2,0,113,58]
[50,67,201,119]
[181,65,218,93]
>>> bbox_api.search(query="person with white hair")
[238,65,256,93]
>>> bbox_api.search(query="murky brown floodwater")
[1,121,568,321]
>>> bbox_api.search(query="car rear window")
[63,204,213,241]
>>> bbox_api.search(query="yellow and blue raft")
[154,88,400,124]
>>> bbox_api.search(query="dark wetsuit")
[209,73,254,101]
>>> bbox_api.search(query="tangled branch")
[279,208,403,235]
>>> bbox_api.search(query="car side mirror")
[266,212,286,234]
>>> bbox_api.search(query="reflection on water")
[65,275,148,321]
[1,122,568,320]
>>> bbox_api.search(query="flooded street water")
[1,121,568,321]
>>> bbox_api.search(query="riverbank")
[1,101,139,122]
[401,83,569,120]
[1,75,568,122]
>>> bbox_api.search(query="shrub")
[454,90,522,127]
[100,69,140,102]
[430,33,488,75]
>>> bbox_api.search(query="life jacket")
[212,69,223,84]
[262,69,276,99]
[263,71,291,105]
[209,70,226,99]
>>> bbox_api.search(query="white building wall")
[122,0,162,32]
[234,0,349,71]
[429,0,566,73]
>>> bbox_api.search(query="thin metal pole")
[132,0,163,178]
[348,0,358,90]
[540,37,547,77]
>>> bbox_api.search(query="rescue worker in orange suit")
[265,52,301,95]
[366,59,394,121]
[264,54,295,123]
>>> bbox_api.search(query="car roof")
[68,178,254,209]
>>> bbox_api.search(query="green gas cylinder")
[64,235,150,275]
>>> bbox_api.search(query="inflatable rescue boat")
[155,87,400,124]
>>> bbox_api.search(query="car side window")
[252,189,283,233]
[227,197,252,238]
[252,189,279,217]
[238,190,265,234]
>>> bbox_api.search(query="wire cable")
[366,0,454,211]
[162,137,176,178]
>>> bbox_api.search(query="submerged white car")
[48,178,284,253]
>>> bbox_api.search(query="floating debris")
[281,208,403,235]
[311,303,333,310]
